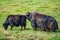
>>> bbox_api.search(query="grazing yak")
[25,12,58,32]
[3,15,26,30]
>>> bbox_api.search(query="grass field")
[0,0,60,40]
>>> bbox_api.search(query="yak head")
[25,12,32,21]
[3,22,9,30]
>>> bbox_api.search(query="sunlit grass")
[0,0,60,40]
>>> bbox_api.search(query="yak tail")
[54,20,58,30]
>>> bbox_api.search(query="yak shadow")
[25,28,32,30]
[46,29,60,33]
[55,29,60,33]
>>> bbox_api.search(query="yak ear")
[26,12,30,13]
[27,12,30,14]
[25,12,29,16]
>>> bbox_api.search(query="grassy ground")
[0,0,60,40]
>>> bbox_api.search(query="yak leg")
[31,18,37,30]
[31,23,37,30]
[31,20,37,30]
[24,25,26,30]
[9,22,14,30]
[31,15,37,30]
[10,24,14,30]
[10,24,13,30]
[20,26,23,31]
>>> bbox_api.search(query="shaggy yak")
[3,15,26,30]
[25,12,58,32]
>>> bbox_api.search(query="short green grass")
[0,0,60,40]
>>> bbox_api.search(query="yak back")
[5,15,26,26]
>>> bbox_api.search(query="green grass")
[0,0,60,40]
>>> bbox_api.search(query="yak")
[3,15,26,31]
[25,12,58,32]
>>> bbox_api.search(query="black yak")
[3,15,26,30]
[25,12,58,32]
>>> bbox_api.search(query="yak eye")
[26,13,29,16]
[26,12,30,15]
[27,14,29,16]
